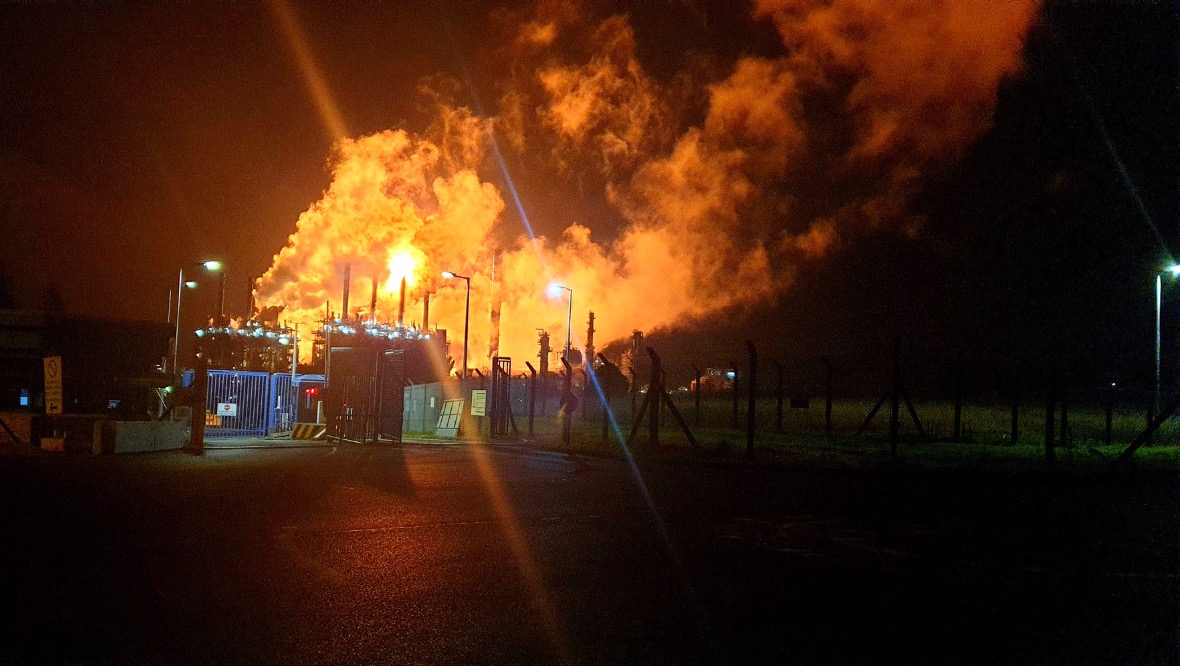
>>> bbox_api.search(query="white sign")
[470,390,487,417]
[217,402,239,417]
[43,356,63,415]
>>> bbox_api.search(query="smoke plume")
[256,0,1038,372]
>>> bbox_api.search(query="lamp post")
[442,271,471,380]
[548,283,573,362]
[173,260,223,374]
[1155,264,1180,415]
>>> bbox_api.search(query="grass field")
[499,393,1180,474]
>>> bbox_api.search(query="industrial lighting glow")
[202,260,223,271]
[1167,264,1180,276]
[547,283,565,298]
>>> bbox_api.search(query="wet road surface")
[0,442,1175,662]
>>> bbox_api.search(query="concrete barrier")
[291,422,326,440]
[93,421,187,454]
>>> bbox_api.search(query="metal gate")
[324,347,377,443]
[403,382,445,434]
[269,373,295,435]
[376,350,405,441]
[490,357,517,438]
[206,370,270,437]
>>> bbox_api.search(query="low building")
[0,309,172,416]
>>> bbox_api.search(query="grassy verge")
[497,396,1180,475]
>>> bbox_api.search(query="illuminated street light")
[173,260,223,373]
[442,271,471,381]
[549,283,573,362]
[1154,264,1180,417]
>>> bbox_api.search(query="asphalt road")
[0,441,1175,663]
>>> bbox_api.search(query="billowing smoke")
[255,0,1038,372]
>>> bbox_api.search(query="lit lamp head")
[548,283,566,298]
[1167,265,1180,277]
[202,260,223,271]
[184,280,198,289]
[441,271,456,279]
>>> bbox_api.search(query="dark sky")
[0,1,1175,388]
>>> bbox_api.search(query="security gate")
[206,370,270,437]
[490,357,517,438]
[269,373,296,434]
[376,350,405,441]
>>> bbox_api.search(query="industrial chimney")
[341,264,351,321]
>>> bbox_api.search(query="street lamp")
[548,283,573,362]
[173,260,223,373]
[1154,264,1180,415]
[442,271,471,380]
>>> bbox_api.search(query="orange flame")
[254,2,1037,373]
[386,248,420,291]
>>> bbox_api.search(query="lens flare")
[268,0,349,142]
[254,2,1038,373]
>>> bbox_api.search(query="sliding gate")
[205,370,270,437]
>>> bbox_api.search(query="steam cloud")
[255,0,1038,372]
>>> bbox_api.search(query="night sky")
[0,1,1175,389]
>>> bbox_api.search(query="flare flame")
[255,1,1039,372]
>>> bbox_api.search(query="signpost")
[43,356,62,415]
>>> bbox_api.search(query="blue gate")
[206,370,270,438]
[266,374,327,434]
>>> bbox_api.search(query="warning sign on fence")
[470,390,487,417]
[216,403,238,417]
[43,356,62,415]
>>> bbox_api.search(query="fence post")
[630,368,637,425]
[597,354,615,444]
[1044,373,1056,466]
[746,341,757,459]
[953,369,963,442]
[525,362,537,437]
[561,361,573,446]
[730,360,739,429]
[1010,381,1020,446]
[1105,384,1114,446]
[581,369,589,424]
[890,337,901,460]
[822,356,833,440]
[692,365,702,427]
[648,349,662,448]
[1059,389,1069,448]
[189,355,207,454]
[773,360,784,433]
